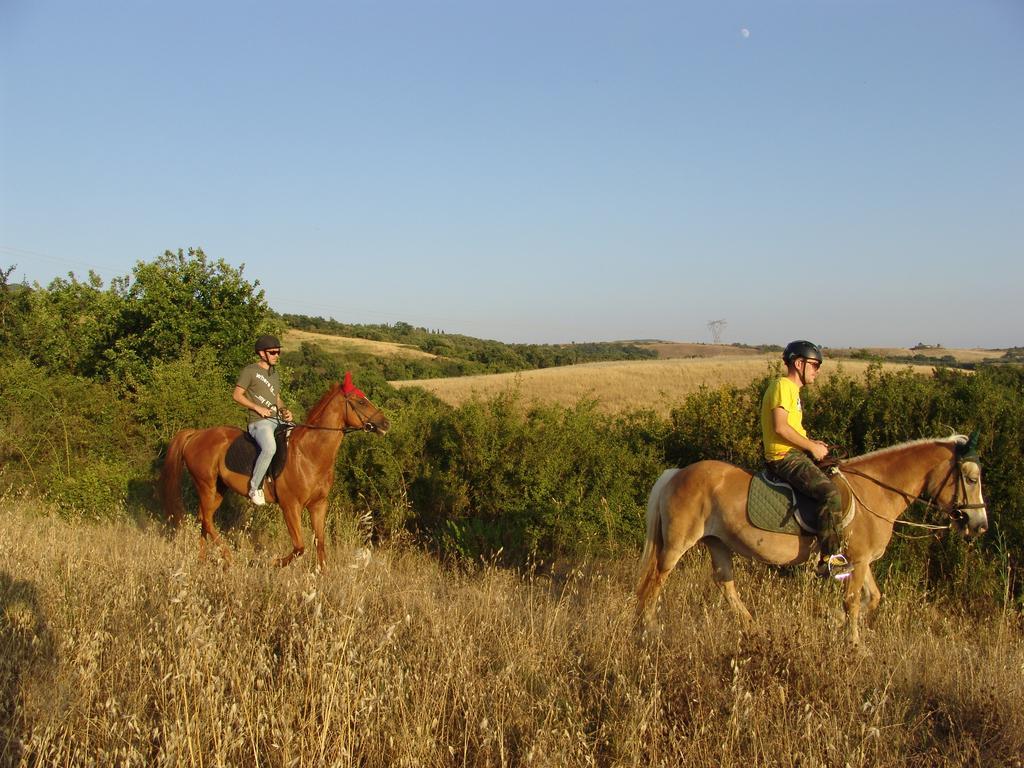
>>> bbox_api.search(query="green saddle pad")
[747,472,812,535]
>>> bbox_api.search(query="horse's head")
[340,372,390,435]
[935,431,987,537]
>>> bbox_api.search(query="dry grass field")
[278,331,997,417]
[826,346,1004,364]
[281,329,1001,369]
[643,342,1003,364]
[392,357,940,416]
[282,329,440,361]
[2,502,1022,767]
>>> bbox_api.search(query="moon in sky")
[740,27,750,38]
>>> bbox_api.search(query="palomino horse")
[636,434,988,644]
[160,372,389,569]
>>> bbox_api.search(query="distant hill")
[280,321,1013,403]
[390,355,943,416]
[638,341,1009,366]
[280,315,658,379]
[283,329,439,361]
[636,341,778,359]
[827,346,1014,366]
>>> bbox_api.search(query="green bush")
[0,356,144,518]
[44,458,134,520]
[664,377,767,471]
[134,346,242,444]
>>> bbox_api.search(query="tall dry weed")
[1,504,1021,767]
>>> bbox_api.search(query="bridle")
[342,393,382,434]
[838,452,985,530]
[272,391,382,435]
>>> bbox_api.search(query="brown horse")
[636,434,988,644]
[160,372,389,569]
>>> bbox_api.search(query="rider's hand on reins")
[815,443,848,470]
[826,444,849,460]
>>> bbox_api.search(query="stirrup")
[825,553,853,580]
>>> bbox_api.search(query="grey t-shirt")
[236,363,282,424]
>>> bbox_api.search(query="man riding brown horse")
[162,370,390,569]
[232,334,293,506]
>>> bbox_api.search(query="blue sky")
[2,1,1022,348]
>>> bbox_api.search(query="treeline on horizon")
[843,346,1023,368]
[1,249,1022,610]
[281,313,658,379]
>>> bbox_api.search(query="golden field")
[642,342,1003,364]
[273,330,995,416]
[282,329,440,361]
[2,503,1022,767]
[391,356,939,416]
[278,330,997,416]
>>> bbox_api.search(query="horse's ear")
[342,371,353,392]
[960,429,980,461]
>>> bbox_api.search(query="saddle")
[224,425,291,482]
[746,468,856,536]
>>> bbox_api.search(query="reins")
[270,393,380,435]
[836,452,983,534]
[278,419,367,435]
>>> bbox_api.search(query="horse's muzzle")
[366,417,390,436]
[953,507,988,537]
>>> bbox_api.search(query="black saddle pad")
[224,425,290,479]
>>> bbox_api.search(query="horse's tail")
[635,469,678,617]
[160,429,197,526]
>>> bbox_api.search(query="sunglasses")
[265,349,281,355]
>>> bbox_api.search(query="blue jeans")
[247,418,277,494]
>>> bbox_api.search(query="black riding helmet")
[254,334,281,353]
[782,340,823,365]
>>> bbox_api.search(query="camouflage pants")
[767,449,843,554]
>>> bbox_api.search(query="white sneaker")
[249,489,266,506]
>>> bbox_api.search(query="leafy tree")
[4,250,275,387]
[109,248,275,385]
[12,270,123,377]
[0,264,31,349]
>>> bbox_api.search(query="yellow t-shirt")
[760,377,806,461]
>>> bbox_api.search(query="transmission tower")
[707,319,727,344]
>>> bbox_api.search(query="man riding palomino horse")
[636,343,988,642]
[233,334,293,506]
[760,340,849,577]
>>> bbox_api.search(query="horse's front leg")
[859,567,882,629]
[842,562,870,645]
[276,501,306,567]
[862,567,881,612]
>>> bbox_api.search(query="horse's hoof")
[851,640,872,657]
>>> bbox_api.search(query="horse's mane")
[845,435,967,465]
[304,383,342,425]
